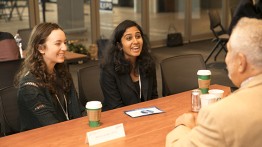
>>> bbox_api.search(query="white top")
[86,101,102,109]
[197,70,211,76]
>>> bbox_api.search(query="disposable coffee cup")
[86,101,102,127]
[208,89,224,100]
[197,70,211,94]
[200,94,217,108]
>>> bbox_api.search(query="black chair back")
[0,59,23,90]
[77,64,104,106]
[0,86,20,136]
[160,54,206,96]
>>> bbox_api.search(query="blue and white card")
[124,106,164,118]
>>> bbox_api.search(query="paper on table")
[124,106,164,118]
[86,123,126,146]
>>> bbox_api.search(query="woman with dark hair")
[100,20,158,111]
[15,22,85,131]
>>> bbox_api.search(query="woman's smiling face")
[120,26,143,60]
[39,29,67,70]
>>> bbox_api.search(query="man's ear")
[237,53,247,73]
[38,45,45,54]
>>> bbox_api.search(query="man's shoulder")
[201,85,262,120]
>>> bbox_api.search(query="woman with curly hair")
[14,22,85,131]
[100,20,158,111]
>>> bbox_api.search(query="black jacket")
[100,63,158,111]
[229,0,258,35]
[18,72,85,131]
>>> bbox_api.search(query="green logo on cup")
[89,121,100,127]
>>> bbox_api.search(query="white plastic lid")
[85,101,102,109]
[208,89,224,94]
[197,70,211,75]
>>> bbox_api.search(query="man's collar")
[240,73,262,88]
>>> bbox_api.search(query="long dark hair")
[15,22,72,94]
[102,20,155,76]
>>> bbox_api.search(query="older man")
[166,17,262,147]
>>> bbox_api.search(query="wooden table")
[0,84,230,147]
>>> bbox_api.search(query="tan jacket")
[166,74,262,147]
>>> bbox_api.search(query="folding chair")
[205,10,229,63]
[0,0,8,21]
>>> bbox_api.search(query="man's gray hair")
[230,17,262,68]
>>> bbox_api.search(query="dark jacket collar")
[119,71,149,101]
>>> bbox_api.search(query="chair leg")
[222,43,227,52]
[0,6,8,22]
[214,47,223,61]
[214,44,225,61]
[205,41,220,63]
[214,42,227,61]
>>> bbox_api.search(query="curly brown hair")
[14,22,72,94]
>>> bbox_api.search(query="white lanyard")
[139,74,141,99]
[55,94,69,120]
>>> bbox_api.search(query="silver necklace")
[55,94,69,120]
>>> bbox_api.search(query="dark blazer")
[18,72,85,131]
[256,0,262,18]
[228,0,258,35]
[100,63,158,111]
